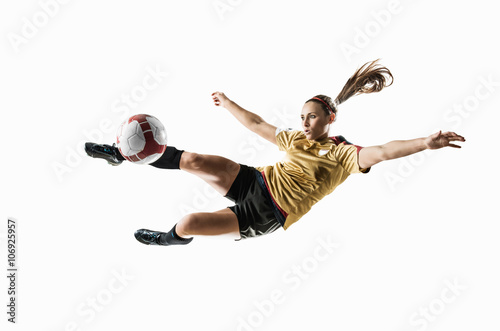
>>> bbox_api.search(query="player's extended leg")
[148,146,241,196]
[135,208,240,245]
[85,143,240,196]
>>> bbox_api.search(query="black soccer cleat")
[134,229,166,245]
[85,142,124,166]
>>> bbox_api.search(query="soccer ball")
[116,114,167,164]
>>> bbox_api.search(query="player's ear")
[329,113,335,123]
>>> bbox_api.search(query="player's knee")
[179,213,202,235]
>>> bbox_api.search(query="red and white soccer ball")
[116,114,167,164]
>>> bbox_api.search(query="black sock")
[149,146,184,169]
[159,224,193,245]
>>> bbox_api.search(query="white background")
[1,0,499,330]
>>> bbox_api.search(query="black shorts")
[225,164,284,240]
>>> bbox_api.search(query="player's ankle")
[159,224,193,245]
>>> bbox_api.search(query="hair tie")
[310,97,335,115]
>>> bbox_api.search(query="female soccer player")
[85,59,465,246]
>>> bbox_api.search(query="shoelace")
[144,231,161,244]
[96,145,116,156]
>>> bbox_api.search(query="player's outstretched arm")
[212,91,277,145]
[358,130,466,169]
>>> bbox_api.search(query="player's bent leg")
[179,152,240,196]
[176,208,240,240]
[134,226,193,246]
[134,208,240,246]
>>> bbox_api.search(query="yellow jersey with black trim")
[255,128,370,230]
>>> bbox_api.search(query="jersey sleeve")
[275,128,297,152]
[332,143,371,174]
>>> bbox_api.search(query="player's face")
[301,102,335,141]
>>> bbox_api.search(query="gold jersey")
[256,129,370,230]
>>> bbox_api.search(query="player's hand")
[424,131,466,150]
[211,91,230,108]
